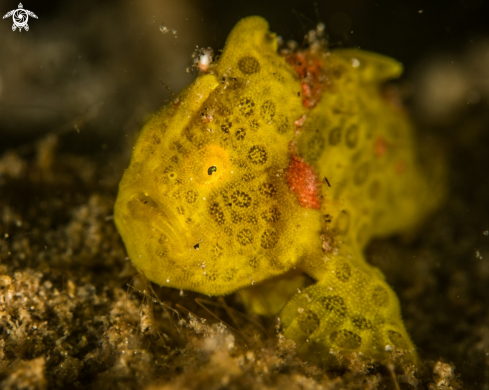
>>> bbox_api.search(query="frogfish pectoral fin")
[280,248,417,365]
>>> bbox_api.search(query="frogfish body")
[114,16,444,365]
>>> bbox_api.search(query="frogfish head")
[114,16,322,295]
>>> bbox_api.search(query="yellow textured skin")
[114,16,444,364]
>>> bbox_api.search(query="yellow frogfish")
[114,16,444,365]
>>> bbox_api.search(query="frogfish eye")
[185,144,230,186]
[208,165,217,175]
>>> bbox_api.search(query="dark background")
[1,0,488,152]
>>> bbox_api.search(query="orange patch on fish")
[286,153,321,209]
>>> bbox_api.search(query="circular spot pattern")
[248,145,268,165]
[372,285,389,307]
[185,190,198,204]
[248,256,260,268]
[277,122,289,134]
[321,295,347,317]
[261,229,279,249]
[345,124,359,149]
[220,119,232,134]
[223,269,236,282]
[298,309,320,335]
[329,127,342,145]
[330,329,362,349]
[242,173,255,182]
[249,119,259,130]
[387,330,409,349]
[238,56,260,75]
[231,211,242,224]
[209,202,225,225]
[261,207,281,223]
[231,190,252,208]
[235,128,246,140]
[260,100,276,123]
[259,182,277,197]
[207,272,218,282]
[352,316,372,330]
[335,262,351,282]
[239,97,255,117]
[171,189,182,200]
[306,133,325,161]
[237,229,253,246]
[246,214,258,224]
